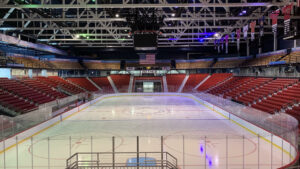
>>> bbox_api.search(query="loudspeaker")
[120,60,126,70]
[171,60,176,69]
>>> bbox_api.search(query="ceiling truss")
[0,0,296,48]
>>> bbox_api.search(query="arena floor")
[0,94,292,169]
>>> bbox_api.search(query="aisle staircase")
[162,75,168,92]
[107,76,118,93]
[178,74,189,92]
[194,75,211,90]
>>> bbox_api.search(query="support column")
[258,37,262,54]
[246,39,250,56]
[273,32,277,51]
[137,136,139,169]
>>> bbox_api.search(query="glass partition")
[0,93,298,169]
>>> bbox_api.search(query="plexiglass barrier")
[0,92,298,169]
[193,93,298,149]
[0,134,297,169]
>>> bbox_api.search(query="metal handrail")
[66,152,178,169]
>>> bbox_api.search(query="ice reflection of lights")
[200,142,214,168]
[200,144,204,154]
[215,156,219,166]
[131,107,135,115]
[112,109,115,116]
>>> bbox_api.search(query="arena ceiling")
[0,0,298,48]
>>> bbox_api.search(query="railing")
[66,152,178,169]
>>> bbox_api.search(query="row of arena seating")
[176,60,213,69]
[0,76,117,115]
[110,74,130,93]
[90,77,114,93]
[66,76,130,93]
[182,74,209,92]
[37,76,84,94]
[213,58,246,68]
[67,78,99,92]
[0,74,299,121]
[0,78,55,104]
[7,49,300,70]
[0,76,137,115]
[0,88,37,114]
[166,74,185,92]
[197,73,232,91]
[207,76,300,116]
[21,78,67,99]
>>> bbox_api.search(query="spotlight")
[171,13,175,17]
[75,34,80,38]
[242,10,247,14]
[115,14,119,18]
[214,33,220,38]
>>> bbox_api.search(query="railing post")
[257,134,260,169]
[97,153,99,169]
[161,136,163,169]
[204,136,206,169]
[69,136,71,156]
[271,134,273,169]
[226,135,228,169]
[16,136,18,169]
[137,136,139,169]
[243,135,245,169]
[48,137,50,169]
[183,135,185,169]
[112,136,115,169]
[31,137,33,169]
[3,139,6,169]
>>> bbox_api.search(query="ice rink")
[0,94,292,169]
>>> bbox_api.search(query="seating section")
[37,76,84,94]
[208,76,300,116]
[252,81,299,113]
[242,53,285,67]
[237,78,296,105]
[281,51,300,64]
[223,77,267,99]
[197,73,232,91]
[84,61,120,70]
[67,78,99,92]
[176,59,213,69]
[49,60,83,69]
[182,74,209,92]
[0,78,55,105]
[166,74,186,92]
[236,78,275,105]
[21,78,67,99]
[208,77,253,96]
[90,77,114,93]
[110,75,130,93]
[286,105,300,121]
[213,58,246,68]
[10,55,51,69]
[0,88,37,114]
